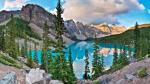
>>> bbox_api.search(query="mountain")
[0,4,105,42]
[95,23,126,35]
[0,4,128,42]
[64,20,102,40]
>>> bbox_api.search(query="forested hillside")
[100,24,150,58]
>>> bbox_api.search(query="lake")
[30,41,134,79]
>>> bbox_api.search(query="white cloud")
[2,0,29,10]
[63,0,145,24]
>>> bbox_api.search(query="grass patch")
[137,68,148,78]
[93,80,100,84]
[0,54,22,69]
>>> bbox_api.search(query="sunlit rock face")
[95,23,126,35]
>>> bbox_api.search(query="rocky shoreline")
[1,58,150,84]
[95,58,150,84]
[0,64,63,84]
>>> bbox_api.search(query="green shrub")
[1,56,16,64]
[137,68,148,78]
[93,80,100,84]
[0,54,22,68]
[111,64,124,72]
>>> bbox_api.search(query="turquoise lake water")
[30,41,133,79]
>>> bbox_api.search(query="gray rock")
[0,72,17,84]
[98,75,112,84]
[26,68,52,84]
[124,74,136,81]
[76,80,93,84]
[116,79,126,84]
[49,80,64,84]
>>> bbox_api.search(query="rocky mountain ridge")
[0,4,126,42]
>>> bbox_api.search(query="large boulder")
[26,68,52,84]
[0,72,17,84]
[124,74,136,81]
[97,74,113,84]
[0,64,26,84]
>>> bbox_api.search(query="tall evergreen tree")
[5,14,18,58]
[21,45,25,57]
[0,27,5,51]
[20,30,28,57]
[148,38,150,55]
[24,33,28,57]
[118,46,129,66]
[83,49,90,80]
[27,44,34,68]
[68,48,73,72]
[134,22,140,58]
[34,42,38,64]
[41,22,49,72]
[52,0,75,83]
[92,35,104,79]
[68,48,76,82]
[113,45,118,65]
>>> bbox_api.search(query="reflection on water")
[31,41,134,79]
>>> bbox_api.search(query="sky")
[0,0,150,28]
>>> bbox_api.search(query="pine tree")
[148,38,150,55]
[21,45,25,57]
[134,22,140,58]
[68,48,76,82]
[113,45,118,65]
[52,0,75,83]
[0,27,5,51]
[34,42,38,63]
[24,33,28,57]
[41,22,49,72]
[68,48,73,72]
[27,44,34,68]
[83,49,90,80]
[17,39,21,56]
[118,46,129,66]
[92,35,104,79]
[5,14,18,58]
